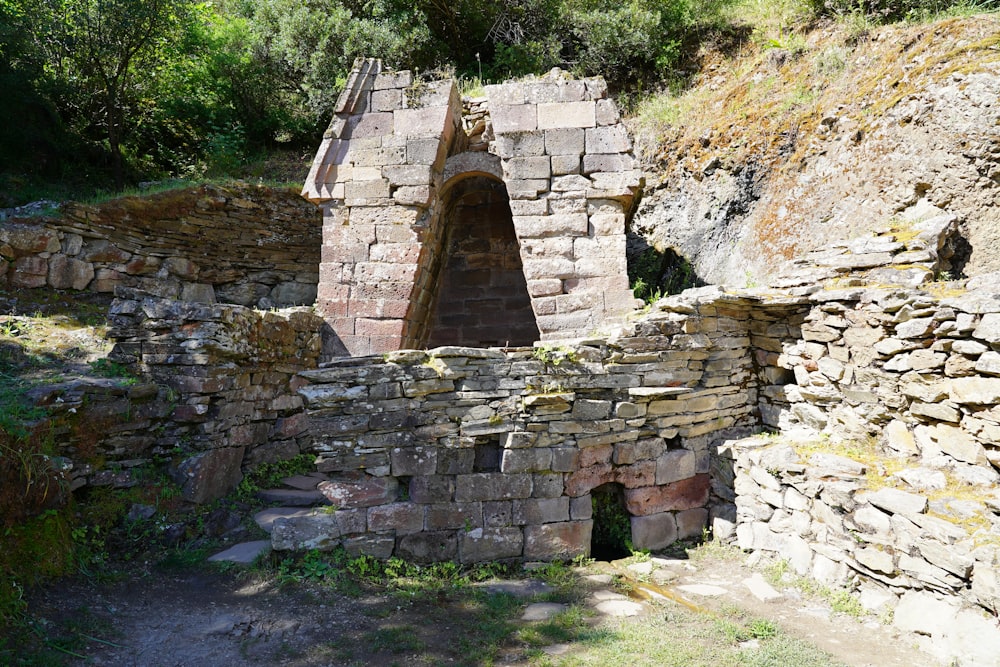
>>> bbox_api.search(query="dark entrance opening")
[425,176,539,348]
[591,483,632,561]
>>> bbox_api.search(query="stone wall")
[271,287,762,562]
[302,59,641,356]
[705,207,1000,667]
[1,184,320,308]
[107,291,325,502]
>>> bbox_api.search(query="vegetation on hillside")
[4,0,990,205]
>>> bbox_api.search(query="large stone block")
[544,128,585,156]
[271,513,342,551]
[513,497,570,525]
[396,530,458,562]
[173,446,245,504]
[455,472,532,501]
[425,502,483,531]
[584,125,631,153]
[625,474,710,516]
[318,473,399,508]
[368,502,423,534]
[390,446,438,475]
[491,104,538,133]
[630,512,677,551]
[459,527,524,563]
[409,475,454,503]
[47,254,94,290]
[523,520,593,560]
[537,101,596,129]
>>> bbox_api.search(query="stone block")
[501,448,553,473]
[437,449,475,475]
[346,112,393,138]
[615,460,656,488]
[595,99,620,125]
[570,495,593,520]
[505,156,551,180]
[173,447,245,504]
[532,473,564,498]
[564,463,613,497]
[368,502,423,534]
[390,446,438,476]
[614,437,666,465]
[409,475,454,503]
[630,512,677,551]
[625,474,710,516]
[491,104,538,133]
[492,131,546,158]
[950,377,1000,404]
[318,473,399,508]
[676,508,708,539]
[550,155,581,175]
[342,533,395,559]
[394,106,450,137]
[425,502,483,531]
[383,165,432,187]
[655,449,697,485]
[572,399,612,420]
[371,88,402,111]
[551,447,579,472]
[374,70,413,90]
[12,256,48,288]
[47,254,94,290]
[582,154,635,174]
[455,472,532,502]
[459,527,524,563]
[537,101,596,129]
[585,125,631,153]
[396,531,458,563]
[523,520,593,560]
[271,513,342,551]
[513,497,570,525]
[544,128,585,155]
[345,179,390,201]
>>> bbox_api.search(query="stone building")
[302,58,642,357]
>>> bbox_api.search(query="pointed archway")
[424,174,539,348]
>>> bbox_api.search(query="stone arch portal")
[303,58,643,357]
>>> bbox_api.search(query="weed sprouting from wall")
[628,244,703,303]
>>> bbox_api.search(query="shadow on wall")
[627,233,704,302]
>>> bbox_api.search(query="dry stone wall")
[1,184,320,308]
[107,291,325,502]
[271,287,763,562]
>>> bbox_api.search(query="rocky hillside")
[629,14,1000,288]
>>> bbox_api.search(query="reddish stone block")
[355,318,405,337]
[624,473,711,517]
[459,527,524,563]
[368,502,423,534]
[523,520,592,560]
[318,473,399,509]
[564,463,613,497]
[395,530,457,563]
[615,460,656,489]
[579,444,612,467]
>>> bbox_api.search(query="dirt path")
[19,547,935,667]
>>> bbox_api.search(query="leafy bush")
[806,0,991,21]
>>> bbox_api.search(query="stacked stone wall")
[107,291,325,502]
[272,286,761,562]
[1,184,320,308]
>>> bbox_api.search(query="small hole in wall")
[473,436,501,472]
[397,477,411,501]
[591,483,632,561]
[665,435,682,450]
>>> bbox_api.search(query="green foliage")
[591,485,634,555]
[234,453,316,502]
[532,344,578,366]
[87,358,137,383]
[629,245,701,303]
[805,0,995,21]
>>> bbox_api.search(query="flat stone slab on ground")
[207,540,271,564]
[590,589,629,601]
[254,507,316,533]
[677,583,729,597]
[743,573,783,602]
[477,579,553,598]
[594,599,644,617]
[627,561,654,576]
[541,643,571,656]
[522,602,568,621]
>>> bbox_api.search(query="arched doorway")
[424,175,539,348]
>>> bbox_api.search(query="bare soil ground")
[12,544,935,667]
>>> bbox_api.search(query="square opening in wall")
[473,435,501,472]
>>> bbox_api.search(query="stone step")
[207,540,271,564]
[254,507,317,533]
[281,474,327,491]
[256,488,328,506]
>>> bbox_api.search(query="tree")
[43,0,187,189]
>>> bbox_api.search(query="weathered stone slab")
[523,520,593,560]
[625,474,710,516]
